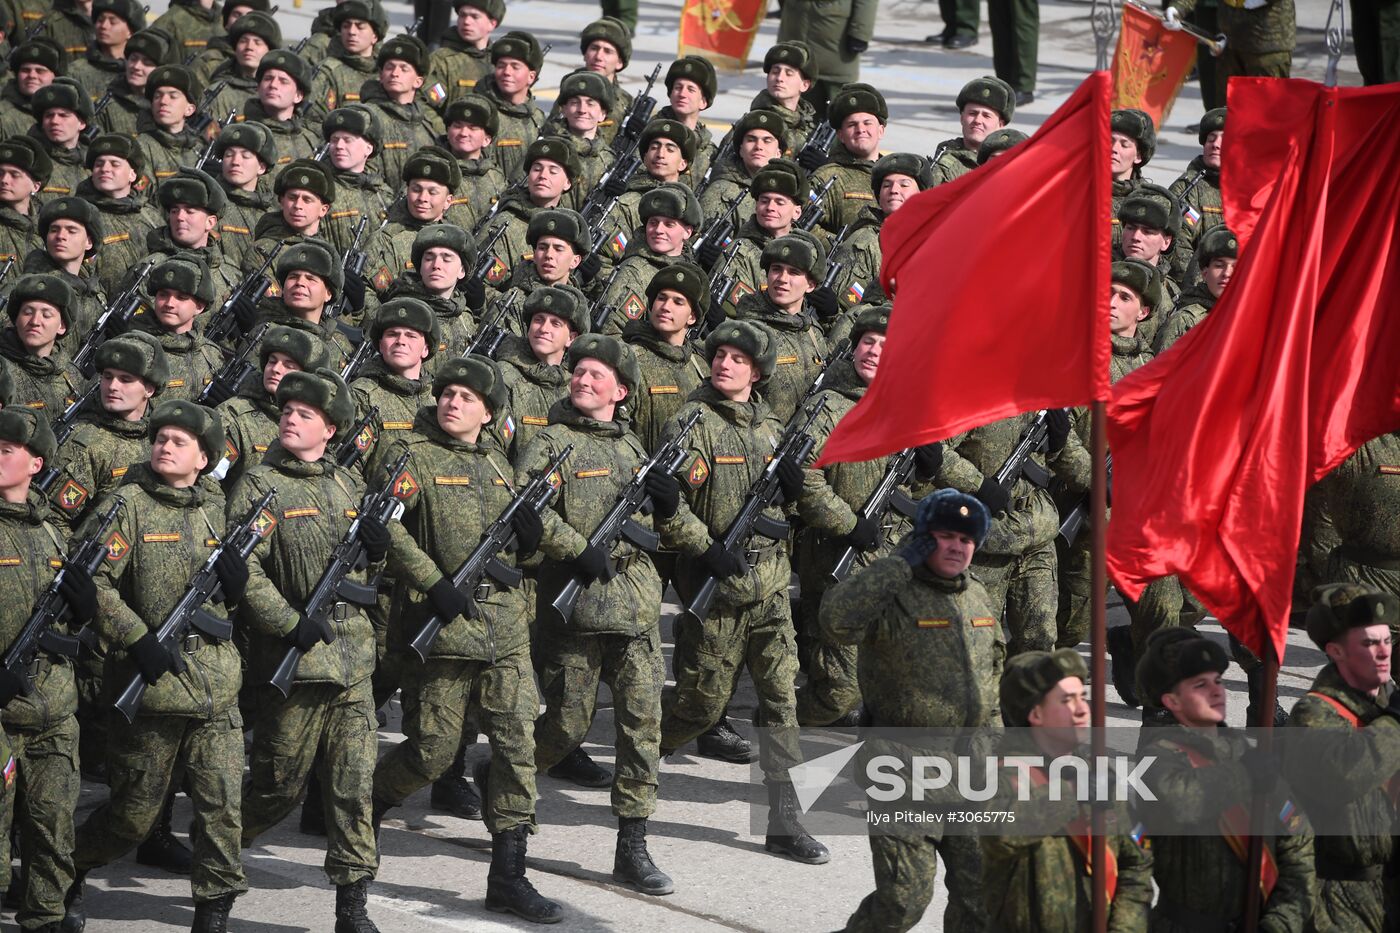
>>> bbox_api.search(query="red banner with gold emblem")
[679,0,767,73]
[1110,2,1197,126]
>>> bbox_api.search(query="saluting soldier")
[929,77,1015,187]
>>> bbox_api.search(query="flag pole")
[1241,641,1279,932]
[1090,399,1109,933]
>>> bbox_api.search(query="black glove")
[913,442,943,480]
[342,273,367,314]
[0,668,25,707]
[1239,742,1281,791]
[358,516,391,564]
[602,169,629,198]
[578,251,603,285]
[844,34,870,55]
[428,577,469,622]
[974,477,1011,516]
[797,145,827,174]
[702,541,746,579]
[844,514,881,552]
[696,233,725,271]
[283,615,324,653]
[202,378,237,406]
[775,456,805,505]
[510,506,543,560]
[462,276,487,311]
[231,293,260,333]
[1045,408,1072,454]
[129,632,174,687]
[58,564,98,623]
[214,548,248,606]
[570,544,611,585]
[644,470,681,520]
[808,285,840,320]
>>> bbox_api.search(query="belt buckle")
[473,581,493,602]
[183,633,202,654]
[614,553,633,573]
[26,657,41,680]
[743,547,761,568]
[331,601,350,623]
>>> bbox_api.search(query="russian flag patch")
[427,83,448,105]
[609,231,628,257]
[1182,204,1201,227]
[845,281,865,304]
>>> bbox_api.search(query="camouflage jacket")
[697,158,756,231]
[1056,334,1152,499]
[929,136,979,187]
[95,76,152,139]
[0,80,37,139]
[308,49,379,122]
[133,319,224,403]
[476,192,543,293]
[20,247,106,338]
[1315,431,1400,563]
[237,99,322,178]
[324,169,396,257]
[622,318,709,454]
[347,358,436,473]
[78,179,163,297]
[828,204,882,310]
[382,272,477,367]
[656,106,717,192]
[426,34,493,110]
[249,301,356,374]
[151,0,225,61]
[734,290,828,425]
[69,50,125,101]
[216,387,280,492]
[1173,0,1296,54]
[719,90,818,158]
[1168,155,1223,266]
[217,180,278,271]
[810,147,875,235]
[29,131,88,206]
[48,408,150,530]
[596,242,696,337]
[205,65,260,129]
[496,337,571,461]
[1153,281,1215,355]
[444,147,506,229]
[0,204,41,265]
[0,328,81,414]
[549,123,615,214]
[357,79,444,187]
[477,78,547,181]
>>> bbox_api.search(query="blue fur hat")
[914,488,990,548]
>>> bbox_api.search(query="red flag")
[1106,79,1400,662]
[678,0,766,72]
[817,72,1111,466]
[1110,2,1198,127]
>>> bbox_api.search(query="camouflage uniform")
[521,399,665,818]
[0,205,42,265]
[496,338,570,461]
[476,79,546,181]
[1314,432,1400,604]
[719,217,780,317]
[0,489,82,930]
[150,0,225,62]
[595,243,697,337]
[95,76,150,139]
[722,90,818,157]
[445,148,506,229]
[475,193,547,293]
[133,320,224,403]
[237,100,322,177]
[1171,0,1295,84]
[551,124,615,214]
[19,249,106,338]
[35,0,93,60]
[827,205,882,311]
[46,407,150,531]
[697,158,757,231]
[810,148,876,235]
[325,168,395,252]
[74,463,248,904]
[0,331,81,414]
[136,120,206,190]
[127,229,245,319]
[426,35,493,108]
[1168,156,1223,272]
[820,554,1003,933]
[204,65,260,130]
[381,272,478,367]
[249,302,357,375]
[69,49,125,102]
[364,209,440,295]
[357,80,443,186]
[372,408,538,833]
[656,106,717,192]
[1285,664,1400,932]
[79,178,163,297]
[0,81,39,140]
[216,385,280,492]
[621,318,708,454]
[217,180,277,271]
[1138,724,1316,933]
[30,135,88,206]
[232,442,381,887]
[1152,280,1216,355]
[347,358,435,475]
[734,291,828,424]
[308,44,379,116]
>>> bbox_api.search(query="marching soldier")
[425,0,503,108]
[320,106,396,243]
[657,319,829,865]
[594,183,702,336]
[822,488,1000,930]
[486,208,587,338]
[549,71,617,210]
[659,56,719,191]
[370,355,564,923]
[0,137,49,265]
[211,122,279,269]
[809,83,886,234]
[562,17,633,147]
[306,1,390,119]
[250,238,356,373]
[1168,107,1225,269]
[592,118,698,264]
[622,261,709,454]
[346,297,441,469]
[138,66,207,187]
[1134,627,1317,932]
[522,333,676,894]
[133,253,226,403]
[358,36,444,187]
[0,39,64,140]
[477,31,548,181]
[0,408,95,932]
[699,108,785,227]
[1114,185,1183,346]
[232,367,393,933]
[497,285,589,460]
[131,169,245,310]
[740,43,818,158]
[438,95,507,228]
[30,197,107,338]
[246,158,339,272]
[475,137,579,293]
[80,135,162,297]
[204,11,281,124]
[0,274,81,413]
[28,78,92,206]
[364,147,460,294]
[827,152,931,318]
[702,158,807,315]
[382,225,481,365]
[1155,225,1235,354]
[68,0,147,100]
[188,0,270,85]
[1109,108,1155,217]
[96,28,167,139]
[238,50,322,172]
[70,401,252,933]
[929,76,1015,186]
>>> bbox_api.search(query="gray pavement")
[53,0,1354,929]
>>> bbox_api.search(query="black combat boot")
[59,871,85,932]
[764,781,830,864]
[334,878,380,933]
[191,893,236,933]
[1105,625,1140,708]
[1246,665,1288,727]
[473,757,491,816]
[430,743,481,818]
[371,798,392,840]
[613,817,674,895]
[695,716,754,764]
[136,794,193,874]
[485,826,564,924]
[300,772,327,836]
[545,747,612,788]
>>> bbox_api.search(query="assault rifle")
[614,63,661,152]
[691,189,745,262]
[470,180,524,238]
[197,323,269,406]
[830,448,919,582]
[72,259,156,377]
[696,133,733,198]
[338,332,377,383]
[1058,454,1112,547]
[112,490,276,722]
[189,88,230,138]
[335,406,380,470]
[327,217,370,321]
[797,176,837,232]
[588,265,626,332]
[545,408,703,625]
[465,293,518,359]
[796,123,836,170]
[312,141,331,162]
[408,445,573,661]
[1176,169,1209,227]
[204,243,283,346]
[34,381,101,494]
[579,149,642,232]
[2,502,121,695]
[193,132,219,173]
[0,257,16,313]
[678,400,825,625]
[697,243,740,339]
[793,338,851,415]
[269,452,409,696]
[992,410,1052,495]
[80,91,114,144]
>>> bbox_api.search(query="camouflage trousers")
[374,648,538,834]
[842,832,987,933]
[534,628,664,819]
[796,586,861,726]
[661,589,803,782]
[974,540,1058,657]
[76,708,247,902]
[1055,538,1094,649]
[0,714,80,928]
[242,678,379,885]
[1125,575,1207,654]
[75,648,108,779]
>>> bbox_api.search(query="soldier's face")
[1028,677,1090,752]
[959,103,1003,147]
[584,40,623,78]
[1120,222,1170,262]
[437,384,491,440]
[1202,130,1223,169]
[0,440,42,491]
[648,289,695,338]
[279,400,336,457]
[168,204,217,247]
[765,261,813,309]
[754,192,798,234]
[644,216,692,256]
[235,33,270,72]
[494,58,537,97]
[0,164,39,206]
[258,70,304,113]
[447,121,492,157]
[16,64,54,98]
[562,95,604,135]
[1162,672,1227,726]
[280,189,330,232]
[457,6,497,44]
[709,345,759,398]
[1326,624,1392,694]
[527,311,575,363]
[91,154,139,196]
[222,145,267,187]
[151,426,208,484]
[41,108,85,148]
[739,130,780,173]
[262,351,301,394]
[837,114,884,160]
[94,12,133,48]
[1109,132,1139,179]
[1201,256,1235,299]
[765,63,810,105]
[420,247,468,292]
[852,332,883,384]
[15,302,66,354]
[153,289,203,333]
[927,530,975,577]
[406,179,451,221]
[379,60,424,98]
[644,139,688,181]
[1108,284,1147,337]
[878,174,918,214]
[669,78,706,117]
[569,358,627,419]
[282,270,332,313]
[379,325,430,374]
[125,53,157,88]
[151,87,196,128]
[328,131,374,173]
[339,19,377,56]
[531,237,580,283]
[45,218,92,264]
[526,159,571,205]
